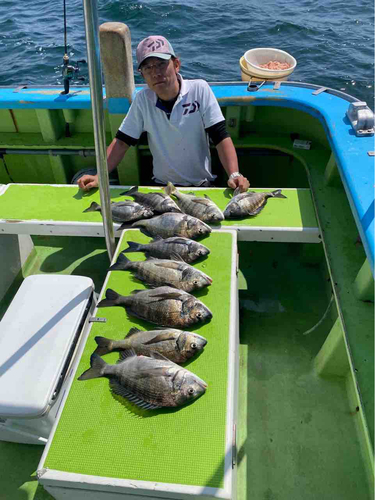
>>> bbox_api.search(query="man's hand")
[78,174,99,191]
[227,174,250,192]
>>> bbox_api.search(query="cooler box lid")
[0,274,94,418]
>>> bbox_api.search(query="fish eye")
[191,342,197,349]
[188,388,195,395]
[196,312,202,319]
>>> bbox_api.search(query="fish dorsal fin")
[233,187,242,197]
[120,186,138,197]
[168,237,188,244]
[113,201,138,207]
[125,327,142,339]
[190,197,211,206]
[151,291,184,302]
[153,260,183,270]
[152,192,167,199]
[118,348,138,362]
[149,350,171,362]
[204,194,212,200]
[131,289,145,295]
[143,331,179,345]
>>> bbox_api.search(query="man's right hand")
[78,174,99,191]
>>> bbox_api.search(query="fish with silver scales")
[78,349,207,410]
[224,188,287,218]
[94,327,207,364]
[108,253,212,293]
[121,186,182,214]
[124,212,212,239]
[97,286,213,329]
[83,200,153,223]
[164,182,224,223]
[122,236,210,263]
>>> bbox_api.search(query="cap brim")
[138,53,172,69]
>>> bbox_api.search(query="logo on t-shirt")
[182,101,200,115]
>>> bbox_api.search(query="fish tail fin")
[164,181,177,196]
[122,241,143,253]
[78,353,107,380]
[271,189,287,199]
[94,336,113,356]
[97,288,124,308]
[83,201,100,213]
[120,186,138,197]
[108,253,131,271]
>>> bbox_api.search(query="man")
[78,35,249,192]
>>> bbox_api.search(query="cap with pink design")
[136,36,176,69]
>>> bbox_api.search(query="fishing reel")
[61,54,87,95]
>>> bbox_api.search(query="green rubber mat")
[0,184,317,228]
[43,230,235,488]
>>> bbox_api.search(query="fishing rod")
[61,0,86,94]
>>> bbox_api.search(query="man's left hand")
[227,175,250,192]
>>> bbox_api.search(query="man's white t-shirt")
[118,75,224,186]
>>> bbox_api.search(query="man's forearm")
[216,137,239,176]
[107,138,130,173]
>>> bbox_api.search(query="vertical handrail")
[82,0,116,261]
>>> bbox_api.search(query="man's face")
[140,57,180,99]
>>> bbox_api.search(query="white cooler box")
[0,274,95,444]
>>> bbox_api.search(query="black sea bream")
[94,327,207,364]
[130,213,212,239]
[122,236,210,263]
[78,350,207,410]
[164,182,224,223]
[224,188,287,218]
[97,286,213,328]
[109,253,212,292]
[121,186,181,214]
[83,200,153,223]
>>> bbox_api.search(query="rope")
[302,294,334,336]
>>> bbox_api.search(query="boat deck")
[0,82,373,497]
[236,240,370,500]
[0,235,371,499]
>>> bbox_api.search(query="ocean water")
[0,0,373,107]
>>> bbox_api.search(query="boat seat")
[0,274,95,444]
[0,184,320,242]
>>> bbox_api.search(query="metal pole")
[82,0,116,261]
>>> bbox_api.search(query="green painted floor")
[236,241,370,500]
[0,237,371,500]
[0,235,110,500]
